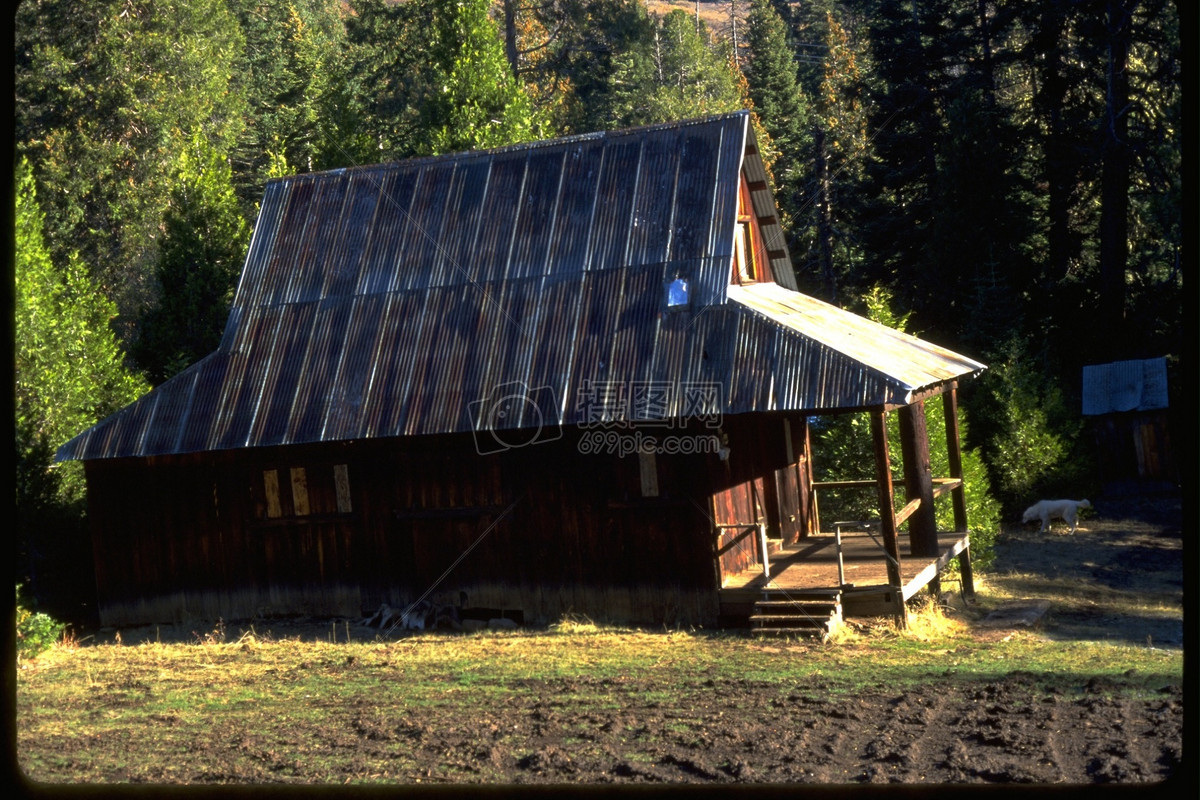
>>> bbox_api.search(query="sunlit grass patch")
[973,570,1181,619]
[548,613,605,635]
[897,595,973,642]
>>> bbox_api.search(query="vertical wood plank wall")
[88,424,794,627]
[710,413,815,583]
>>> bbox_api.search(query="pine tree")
[132,136,252,384]
[743,0,811,166]
[539,0,659,132]
[227,0,352,203]
[600,9,744,128]
[421,0,541,154]
[14,0,247,333]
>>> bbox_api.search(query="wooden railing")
[810,477,962,534]
[715,522,771,579]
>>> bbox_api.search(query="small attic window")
[666,277,690,309]
[731,173,775,286]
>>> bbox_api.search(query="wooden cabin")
[58,113,986,632]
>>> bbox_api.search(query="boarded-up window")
[261,464,353,519]
[334,464,352,513]
[639,451,659,498]
[264,470,282,518]
[290,467,310,516]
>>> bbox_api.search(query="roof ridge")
[264,111,752,185]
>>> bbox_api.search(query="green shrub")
[962,341,1089,512]
[931,413,1001,571]
[16,585,66,659]
[810,286,1003,569]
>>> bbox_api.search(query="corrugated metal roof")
[726,283,986,407]
[58,112,985,462]
[1081,357,1169,415]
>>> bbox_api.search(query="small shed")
[1082,357,1176,487]
[58,112,985,631]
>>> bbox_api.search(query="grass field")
[16,597,1183,784]
[16,496,1185,784]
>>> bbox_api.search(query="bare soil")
[19,493,1187,788]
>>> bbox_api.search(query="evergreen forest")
[14,0,1185,621]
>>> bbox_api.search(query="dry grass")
[645,0,742,39]
[969,570,1181,622]
[829,594,970,646]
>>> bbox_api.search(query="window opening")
[666,277,690,309]
[264,469,282,518]
[639,451,660,498]
[290,467,310,516]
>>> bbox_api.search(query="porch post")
[870,409,905,626]
[898,400,939,558]
[800,417,818,536]
[942,384,975,600]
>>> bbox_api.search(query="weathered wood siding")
[710,413,814,583]
[774,416,815,544]
[85,428,728,627]
[1089,410,1177,485]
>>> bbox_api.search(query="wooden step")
[755,600,841,613]
[752,626,839,637]
[750,589,843,639]
[750,611,839,627]
[750,618,841,638]
[760,587,841,598]
[750,612,833,622]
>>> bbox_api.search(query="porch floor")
[719,530,970,609]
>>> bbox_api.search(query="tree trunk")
[502,0,520,80]
[814,127,837,303]
[1034,1,1074,287]
[1098,0,1134,352]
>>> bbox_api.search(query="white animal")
[363,600,432,630]
[399,600,433,630]
[1022,499,1091,534]
[362,603,398,629]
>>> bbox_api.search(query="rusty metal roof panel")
[546,141,603,276]
[359,290,425,439]
[57,112,985,463]
[669,130,722,263]
[527,276,586,406]
[321,172,380,299]
[317,295,379,442]
[727,283,985,406]
[509,148,562,280]
[588,136,640,273]
[354,170,414,296]
[626,129,678,267]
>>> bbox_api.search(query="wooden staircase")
[750,588,843,639]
